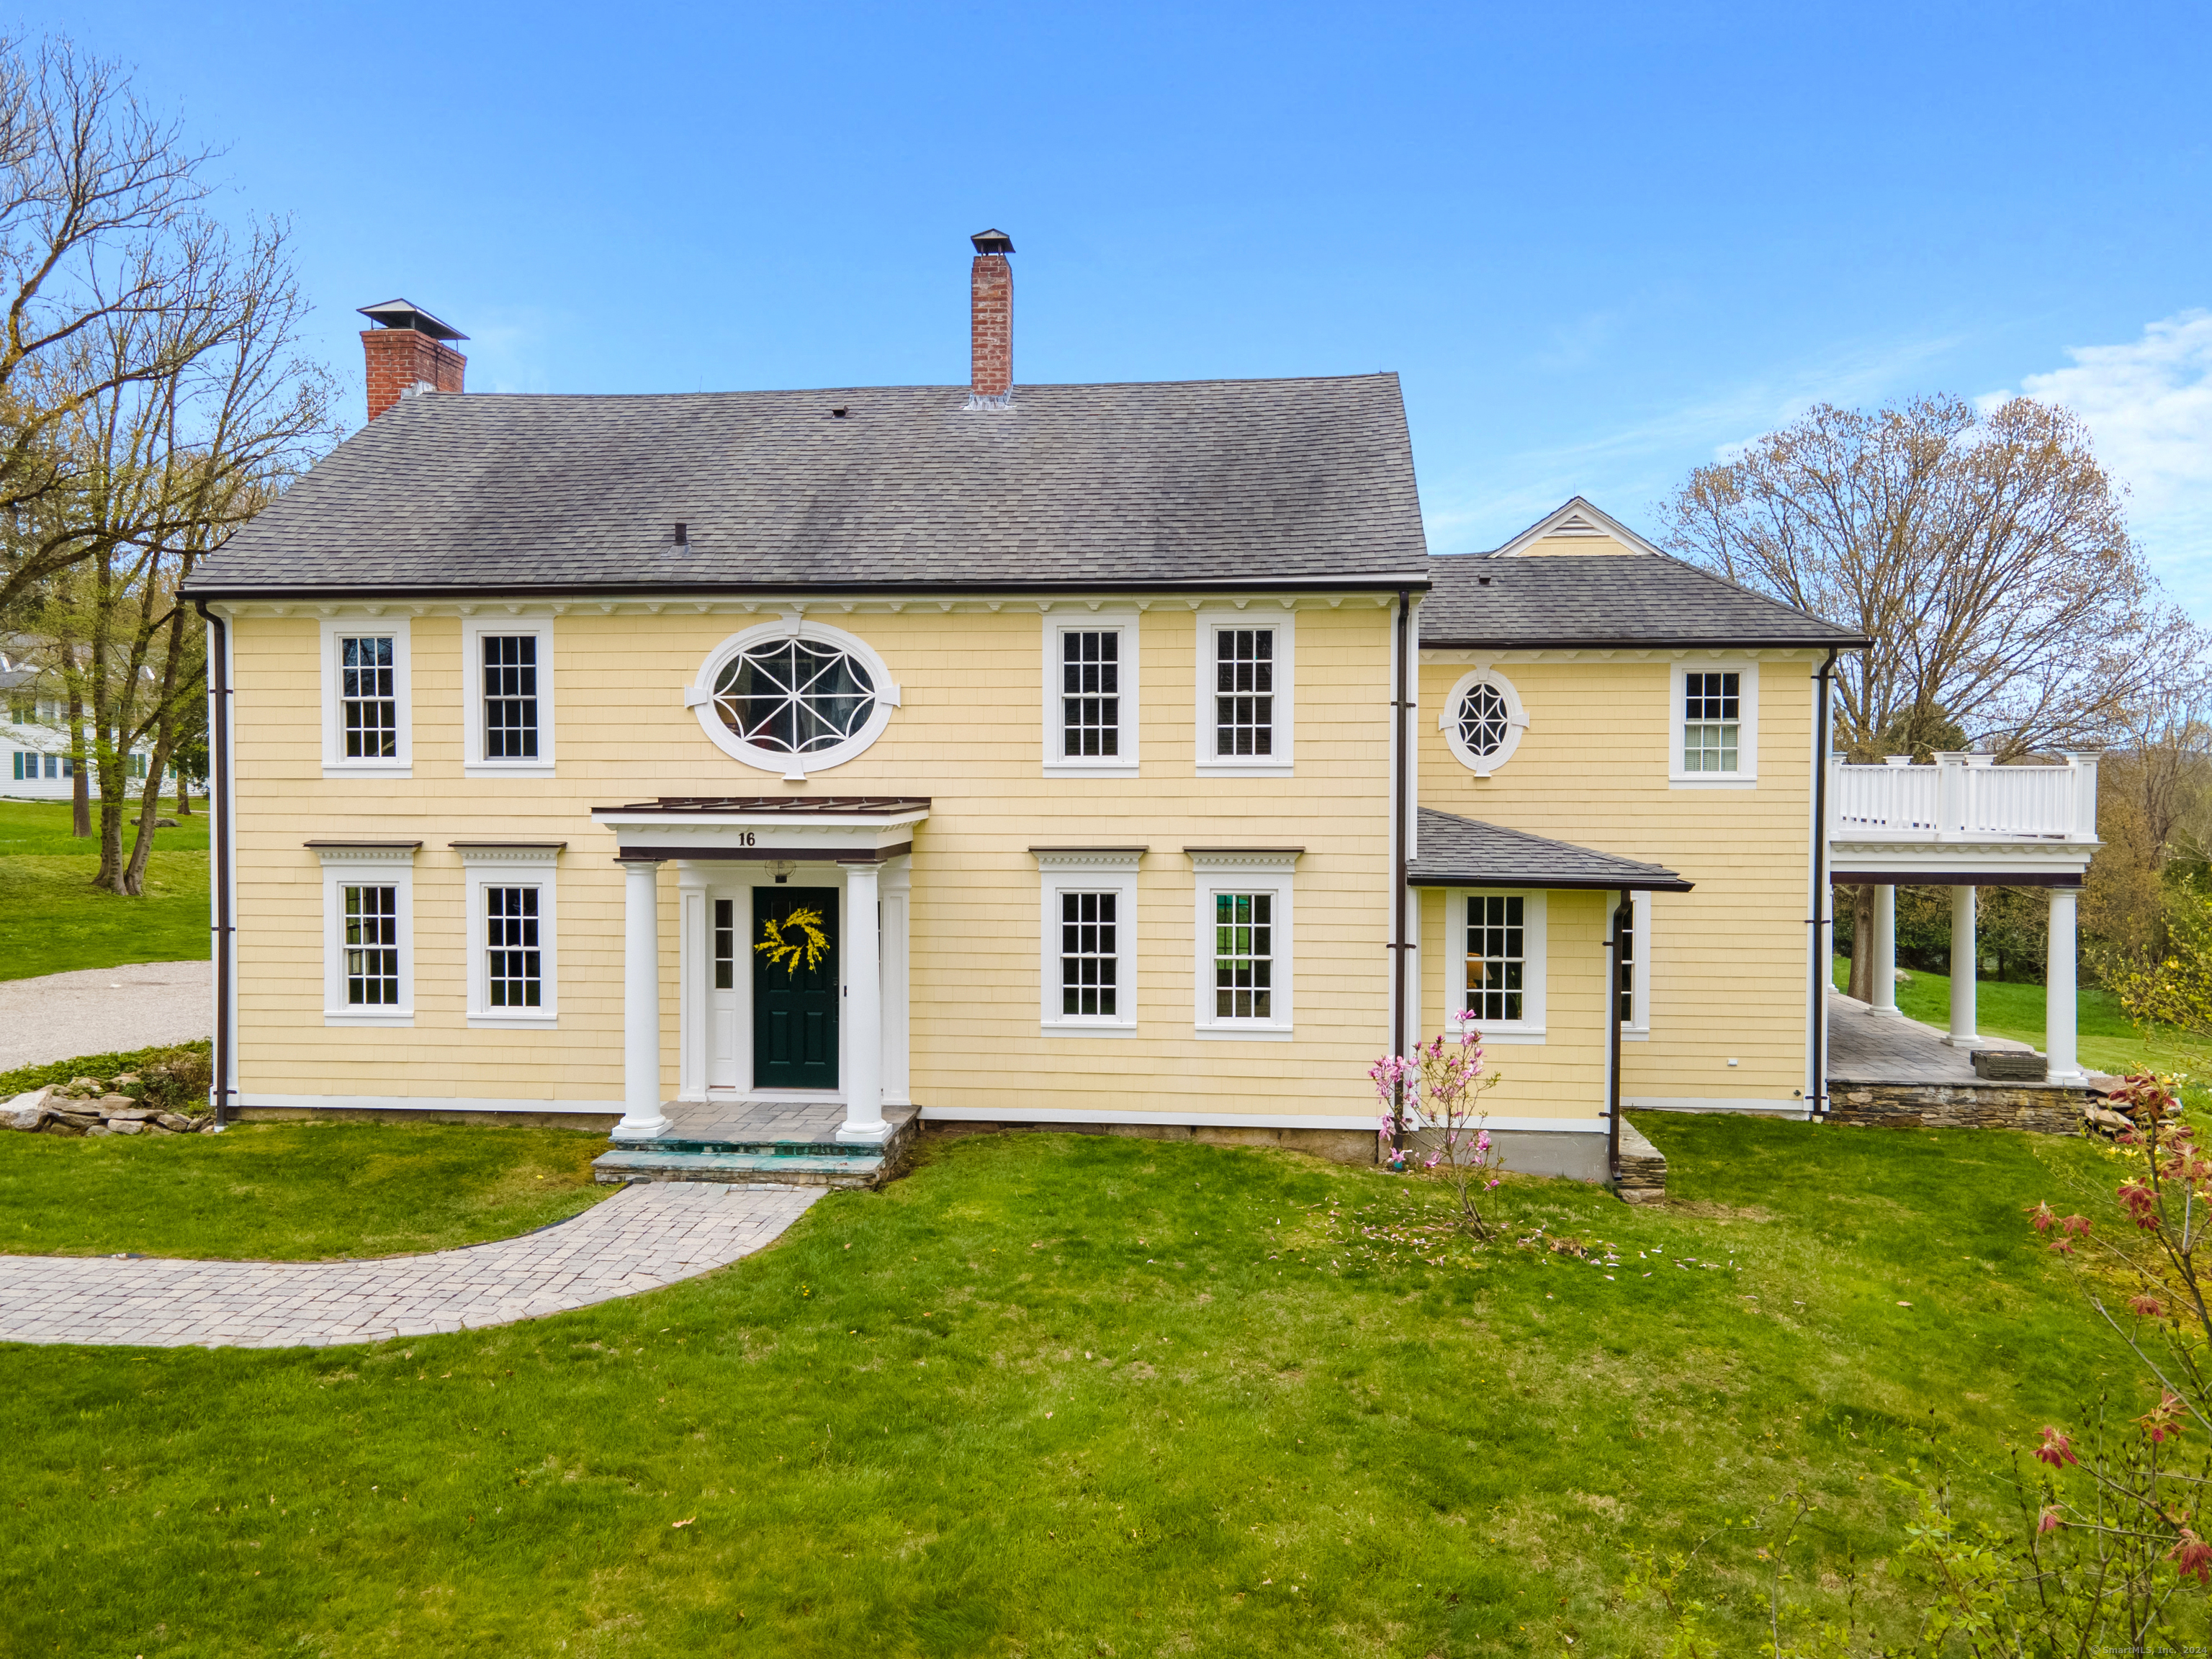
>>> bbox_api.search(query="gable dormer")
[1490,496,1665,559]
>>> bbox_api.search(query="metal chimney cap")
[969,228,1015,256]
[356,298,469,342]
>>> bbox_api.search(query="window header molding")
[1030,846,1146,871]
[451,842,565,866]
[306,841,421,866]
[1186,847,1303,872]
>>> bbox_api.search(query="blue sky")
[40,2,2212,612]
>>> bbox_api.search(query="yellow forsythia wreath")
[756,907,830,974]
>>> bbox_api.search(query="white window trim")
[319,616,413,778]
[685,616,901,781]
[1041,609,1140,775]
[1451,886,1547,1044]
[462,616,556,778]
[1620,889,1651,1040]
[1669,657,1758,788]
[459,845,561,1026]
[1439,665,1530,778]
[1195,606,1295,777]
[1033,848,1142,1035]
[317,845,416,1026]
[1190,848,1298,1038]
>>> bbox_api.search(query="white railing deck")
[1830,752,2098,844]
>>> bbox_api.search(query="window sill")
[1043,762,1140,778]
[322,764,413,781]
[464,763,557,779]
[323,1010,415,1027]
[1196,761,1293,778]
[1040,1021,1138,1038]
[1621,1028,1650,1043]
[469,1012,559,1029]
[1668,775,1755,790]
[1192,1025,1294,1041]
[1475,1027,1547,1046]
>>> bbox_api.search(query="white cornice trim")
[307,843,421,866]
[1419,646,1799,665]
[203,590,1412,621]
[451,844,565,866]
[1031,847,1146,871]
[1186,847,1304,872]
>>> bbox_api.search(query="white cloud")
[1987,311,2212,617]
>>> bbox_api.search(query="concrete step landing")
[591,1148,888,1188]
[592,1101,920,1190]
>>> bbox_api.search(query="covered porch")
[589,796,929,1163]
[1828,751,2098,1085]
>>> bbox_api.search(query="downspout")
[196,601,233,1128]
[1608,891,1629,1181]
[1807,647,1838,1120]
[1390,587,1413,1157]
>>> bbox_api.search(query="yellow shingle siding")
[228,601,1402,1119]
[1418,648,1815,1108]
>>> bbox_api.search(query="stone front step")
[592,1148,888,1189]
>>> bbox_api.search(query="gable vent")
[1548,509,1606,536]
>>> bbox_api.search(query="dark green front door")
[753,887,839,1089]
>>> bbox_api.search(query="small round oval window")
[1442,669,1526,776]
[691,622,897,778]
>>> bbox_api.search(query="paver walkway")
[0,958,210,1069]
[0,1181,819,1349]
[1825,989,2036,1083]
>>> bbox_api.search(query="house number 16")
[737,832,756,847]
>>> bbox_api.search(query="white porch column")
[880,856,912,1106]
[613,858,671,1141]
[1869,884,1900,1015]
[1945,884,1979,1048]
[837,861,888,1143]
[2047,886,2082,1084]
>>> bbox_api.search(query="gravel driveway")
[0,959,211,1071]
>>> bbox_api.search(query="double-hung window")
[1669,659,1758,786]
[1196,611,1294,775]
[317,844,417,1025]
[464,618,556,776]
[1034,849,1141,1033]
[1190,848,1298,1036]
[459,845,561,1025]
[1453,889,1545,1042]
[320,618,412,775]
[1043,614,1138,773]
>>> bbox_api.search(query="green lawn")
[0,799,210,981]
[0,1119,2152,1656]
[0,1119,611,1259]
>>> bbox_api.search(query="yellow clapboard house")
[180,239,1863,1188]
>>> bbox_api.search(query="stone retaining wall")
[1825,1079,2094,1133]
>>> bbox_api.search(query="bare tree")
[1663,394,2200,762]
[0,35,238,617]
[35,217,335,894]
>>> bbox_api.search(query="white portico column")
[1945,884,1979,1048]
[837,860,888,1143]
[613,858,672,1141]
[1869,884,1900,1016]
[2047,886,2082,1084]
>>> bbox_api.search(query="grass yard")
[0,1119,610,1259]
[0,798,210,981]
[0,1117,2163,1656]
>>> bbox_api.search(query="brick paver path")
[0,1181,820,1349]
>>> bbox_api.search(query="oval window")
[691,622,899,778]
[1441,669,1527,776]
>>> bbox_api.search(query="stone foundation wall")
[1826,1080,2092,1133]
[1616,1120,1668,1203]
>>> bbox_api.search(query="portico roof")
[1406,809,1693,893]
[592,796,928,861]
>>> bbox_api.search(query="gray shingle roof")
[184,375,1429,598]
[1407,808,1693,891]
[1421,551,1864,649]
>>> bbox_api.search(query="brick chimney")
[358,299,468,421]
[968,229,1013,406]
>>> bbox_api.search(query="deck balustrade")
[1830,751,2098,842]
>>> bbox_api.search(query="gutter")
[1807,646,1838,1119]
[195,601,235,1128]
[1390,586,1413,1159]
[179,573,1439,605]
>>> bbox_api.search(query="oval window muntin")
[688,620,901,780]
[1440,667,1528,778]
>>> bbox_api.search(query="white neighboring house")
[0,638,163,801]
